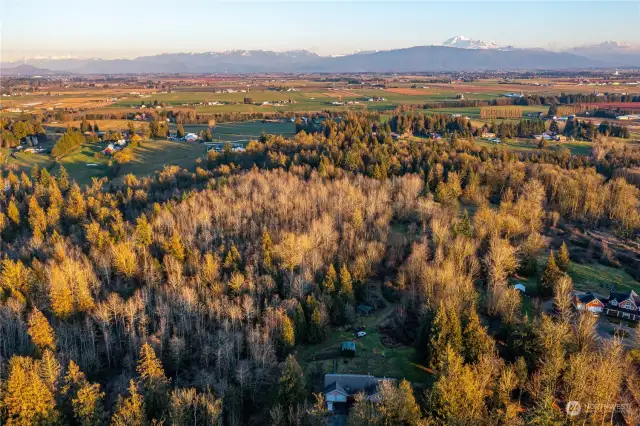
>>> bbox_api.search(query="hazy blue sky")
[2,0,639,61]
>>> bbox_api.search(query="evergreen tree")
[427,347,487,425]
[446,306,463,355]
[111,380,148,426]
[28,307,56,354]
[339,264,354,302]
[31,164,40,182]
[134,214,153,248]
[7,198,20,225]
[526,391,565,426]
[2,356,61,425]
[28,195,47,241]
[539,251,562,297]
[277,355,305,410]
[293,304,307,344]
[39,349,62,392]
[415,308,435,364]
[64,184,87,222]
[57,165,70,191]
[62,360,106,426]
[223,243,242,271]
[278,313,296,356]
[462,307,494,364]
[0,258,31,302]
[306,295,325,343]
[557,242,570,272]
[73,381,106,426]
[322,264,337,293]
[162,234,185,261]
[39,168,52,188]
[136,343,169,420]
[453,209,473,238]
[261,228,273,272]
[422,302,463,369]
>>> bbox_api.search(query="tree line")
[0,113,639,424]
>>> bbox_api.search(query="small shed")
[356,305,373,315]
[341,341,356,357]
[514,283,526,294]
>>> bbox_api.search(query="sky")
[1,0,639,61]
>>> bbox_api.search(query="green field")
[184,120,296,143]
[423,105,549,119]
[102,88,505,115]
[474,138,593,156]
[2,120,297,185]
[2,149,54,173]
[517,258,640,298]
[569,262,640,295]
[115,140,205,179]
[55,144,111,185]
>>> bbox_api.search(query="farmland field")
[423,105,549,119]
[46,120,148,132]
[184,120,296,143]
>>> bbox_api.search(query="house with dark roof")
[604,290,640,321]
[323,374,393,413]
[571,291,605,314]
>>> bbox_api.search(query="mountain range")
[442,36,501,50]
[2,37,639,74]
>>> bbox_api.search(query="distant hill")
[1,64,59,76]
[0,44,626,74]
[313,46,600,72]
[569,41,640,67]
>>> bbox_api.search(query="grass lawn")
[474,138,593,156]
[115,139,205,178]
[2,149,55,174]
[527,252,640,297]
[297,304,433,386]
[568,261,640,295]
[55,144,111,186]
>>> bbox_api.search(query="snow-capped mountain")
[442,36,500,50]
